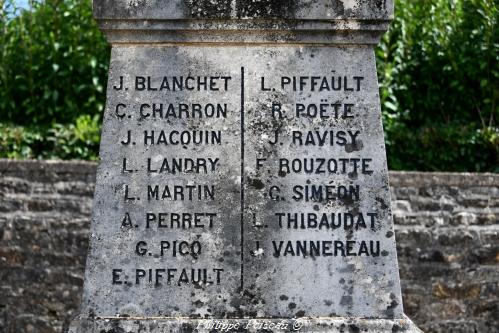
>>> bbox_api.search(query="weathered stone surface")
[94,0,393,45]
[74,45,406,321]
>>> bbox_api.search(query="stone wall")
[391,172,498,333]
[0,160,497,333]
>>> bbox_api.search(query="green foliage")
[0,0,109,125]
[377,0,499,172]
[0,123,44,159]
[0,115,101,160]
[0,0,107,160]
[47,114,101,160]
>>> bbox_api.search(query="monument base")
[69,316,422,333]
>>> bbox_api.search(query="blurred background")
[0,0,497,171]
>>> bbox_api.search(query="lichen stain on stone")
[348,323,361,333]
[186,0,233,19]
[193,299,204,308]
[392,324,402,332]
[348,170,358,180]
[185,0,302,19]
[118,0,148,16]
[126,0,146,9]
[331,0,345,16]
[384,297,399,317]
[295,310,306,317]
[376,196,389,210]
[101,326,126,333]
[345,139,363,153]
[181,323,195,333]
[376,0,388,10]
[237,0,297,19]
[247,177,265,189]
[335,0,389,17]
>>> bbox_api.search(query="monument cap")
[94,0,394,45]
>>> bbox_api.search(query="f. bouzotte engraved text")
[278,157,373,174]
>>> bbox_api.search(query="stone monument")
[70,1,422,332]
